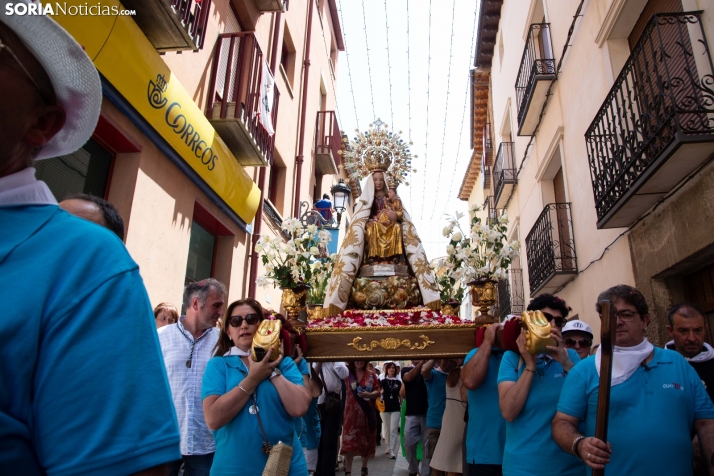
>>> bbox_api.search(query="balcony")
[483,194,504,226]
[585,12,714,229]
[315,111,341,175]
[493,142,516,208]
[207,33,280,167]
[121,0,211,52]
[515,23,556,136]
[498,268,524,318]
[253,0,287,12]
[525,203,577,294]
[482,164,491,189]
[483,122,494,166]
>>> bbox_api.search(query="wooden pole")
[593,300,616,476]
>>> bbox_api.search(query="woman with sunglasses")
[496,294,583,476]
[202,299,312,475]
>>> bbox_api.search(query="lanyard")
[177,323,211,368]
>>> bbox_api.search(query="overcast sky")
[333,0,480,261]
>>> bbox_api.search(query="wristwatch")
[270,368,282,379]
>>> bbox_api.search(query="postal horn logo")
[148,74,218,171]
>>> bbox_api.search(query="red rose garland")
[307,308,474,329]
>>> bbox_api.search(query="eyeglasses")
[229,313,261,327]
[565,337,592,347]
[0,36,49,102]
[615,310,639,322]
[542,312,566,328]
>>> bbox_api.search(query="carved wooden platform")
[304,324,480,361]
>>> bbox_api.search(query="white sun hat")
[0,0,102,160]
[562,320,594,340]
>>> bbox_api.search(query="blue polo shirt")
[295,358,321,450]
[463,347,506,465]
[1,205,180,475]
[202,355,307,475]
[497,349,583,476]
[424,369,448,429]
[558,348,714,476]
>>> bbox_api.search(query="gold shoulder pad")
[252,319,282,362]
[521,310,556,355]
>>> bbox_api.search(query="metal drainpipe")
[292,0,315,219]
[248,10,283,300]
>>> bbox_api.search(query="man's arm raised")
[462,323,498,390]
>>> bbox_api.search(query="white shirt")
[158,321,219,455]
[315,362,349,404]
[0,167,56,206]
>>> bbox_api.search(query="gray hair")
[182,278,227,309]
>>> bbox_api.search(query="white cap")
[562,320,593,340]
[0,0,102,160]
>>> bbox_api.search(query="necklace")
[177,323,211,368]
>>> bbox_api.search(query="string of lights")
[361,0,377,120]
[441,3,479,217]
[383,0,395,129]
[419,0,433,220]
[430,0,456,220]
[337,0,359,130]
[406,0,413,206]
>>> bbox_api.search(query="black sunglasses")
[542,312,566,328]
[229,313,260,327]
[565,337,592,347]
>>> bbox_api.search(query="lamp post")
[330,178,351,227]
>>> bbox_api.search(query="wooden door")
[684,264,714,344]
[553,168,574,270]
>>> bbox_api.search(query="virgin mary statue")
[323,124,441,317]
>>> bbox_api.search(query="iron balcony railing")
[525,203,577,294]
[315,111,341,168]
[171,0,211,50]
[499,268,524,318]
[493,142,516,205]
[585,12,714,225]
[515,23,556,128]
[207,33,280,165]
[483,194,503,226]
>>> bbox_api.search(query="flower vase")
[281,285,309,331]
[441,300,461,317]
[469,279,498,323]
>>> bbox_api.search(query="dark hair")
[347,361,371,377]
[214,298,265,357]
[322,193,330,200]
[667,302,706,327]
[63,193,125,241]
[596,285,648,318]
[527,293,571,318]
[153,302,179,324]
[182,278,227,309]
[385,362,397,375]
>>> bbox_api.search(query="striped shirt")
[158,320,219,455]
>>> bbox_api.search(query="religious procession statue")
[323,121,441,317]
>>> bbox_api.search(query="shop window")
[35,138,113,201]
[185,221,216,286]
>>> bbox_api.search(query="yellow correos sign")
[52,0,261,225]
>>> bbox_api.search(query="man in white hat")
[0,3,181,474]
[561,320,593,360]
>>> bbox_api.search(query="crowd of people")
[5,8,714,476]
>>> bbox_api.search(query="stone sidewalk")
[338,443,413,476]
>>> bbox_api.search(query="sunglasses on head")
[228,313,260,327]
[542,312,566,328]
[565,337,592,347]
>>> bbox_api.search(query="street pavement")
[337,441,412,476]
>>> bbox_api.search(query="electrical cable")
[430,0,457,219]
[420,0,433,220]
[406,0,413,205]
[384,0,394,129]
[337,0,359,129]
[361,0,377,120]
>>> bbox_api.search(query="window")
[185,221,216,286]
[280,26,296,90]
[35,138,113,201]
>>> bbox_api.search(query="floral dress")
[340,370,381,457]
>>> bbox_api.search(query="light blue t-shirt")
[0,205,181,476]
[497,349,583,476]
[295,358,321,450]
[424,369,448,429]
[558,348,714,476]
[464,347,506,465]
[202,355,308,476]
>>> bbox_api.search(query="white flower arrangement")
[435,207,520,302]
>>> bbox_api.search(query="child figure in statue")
[365,171,404,264]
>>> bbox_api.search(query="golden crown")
[342,120,416,187]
